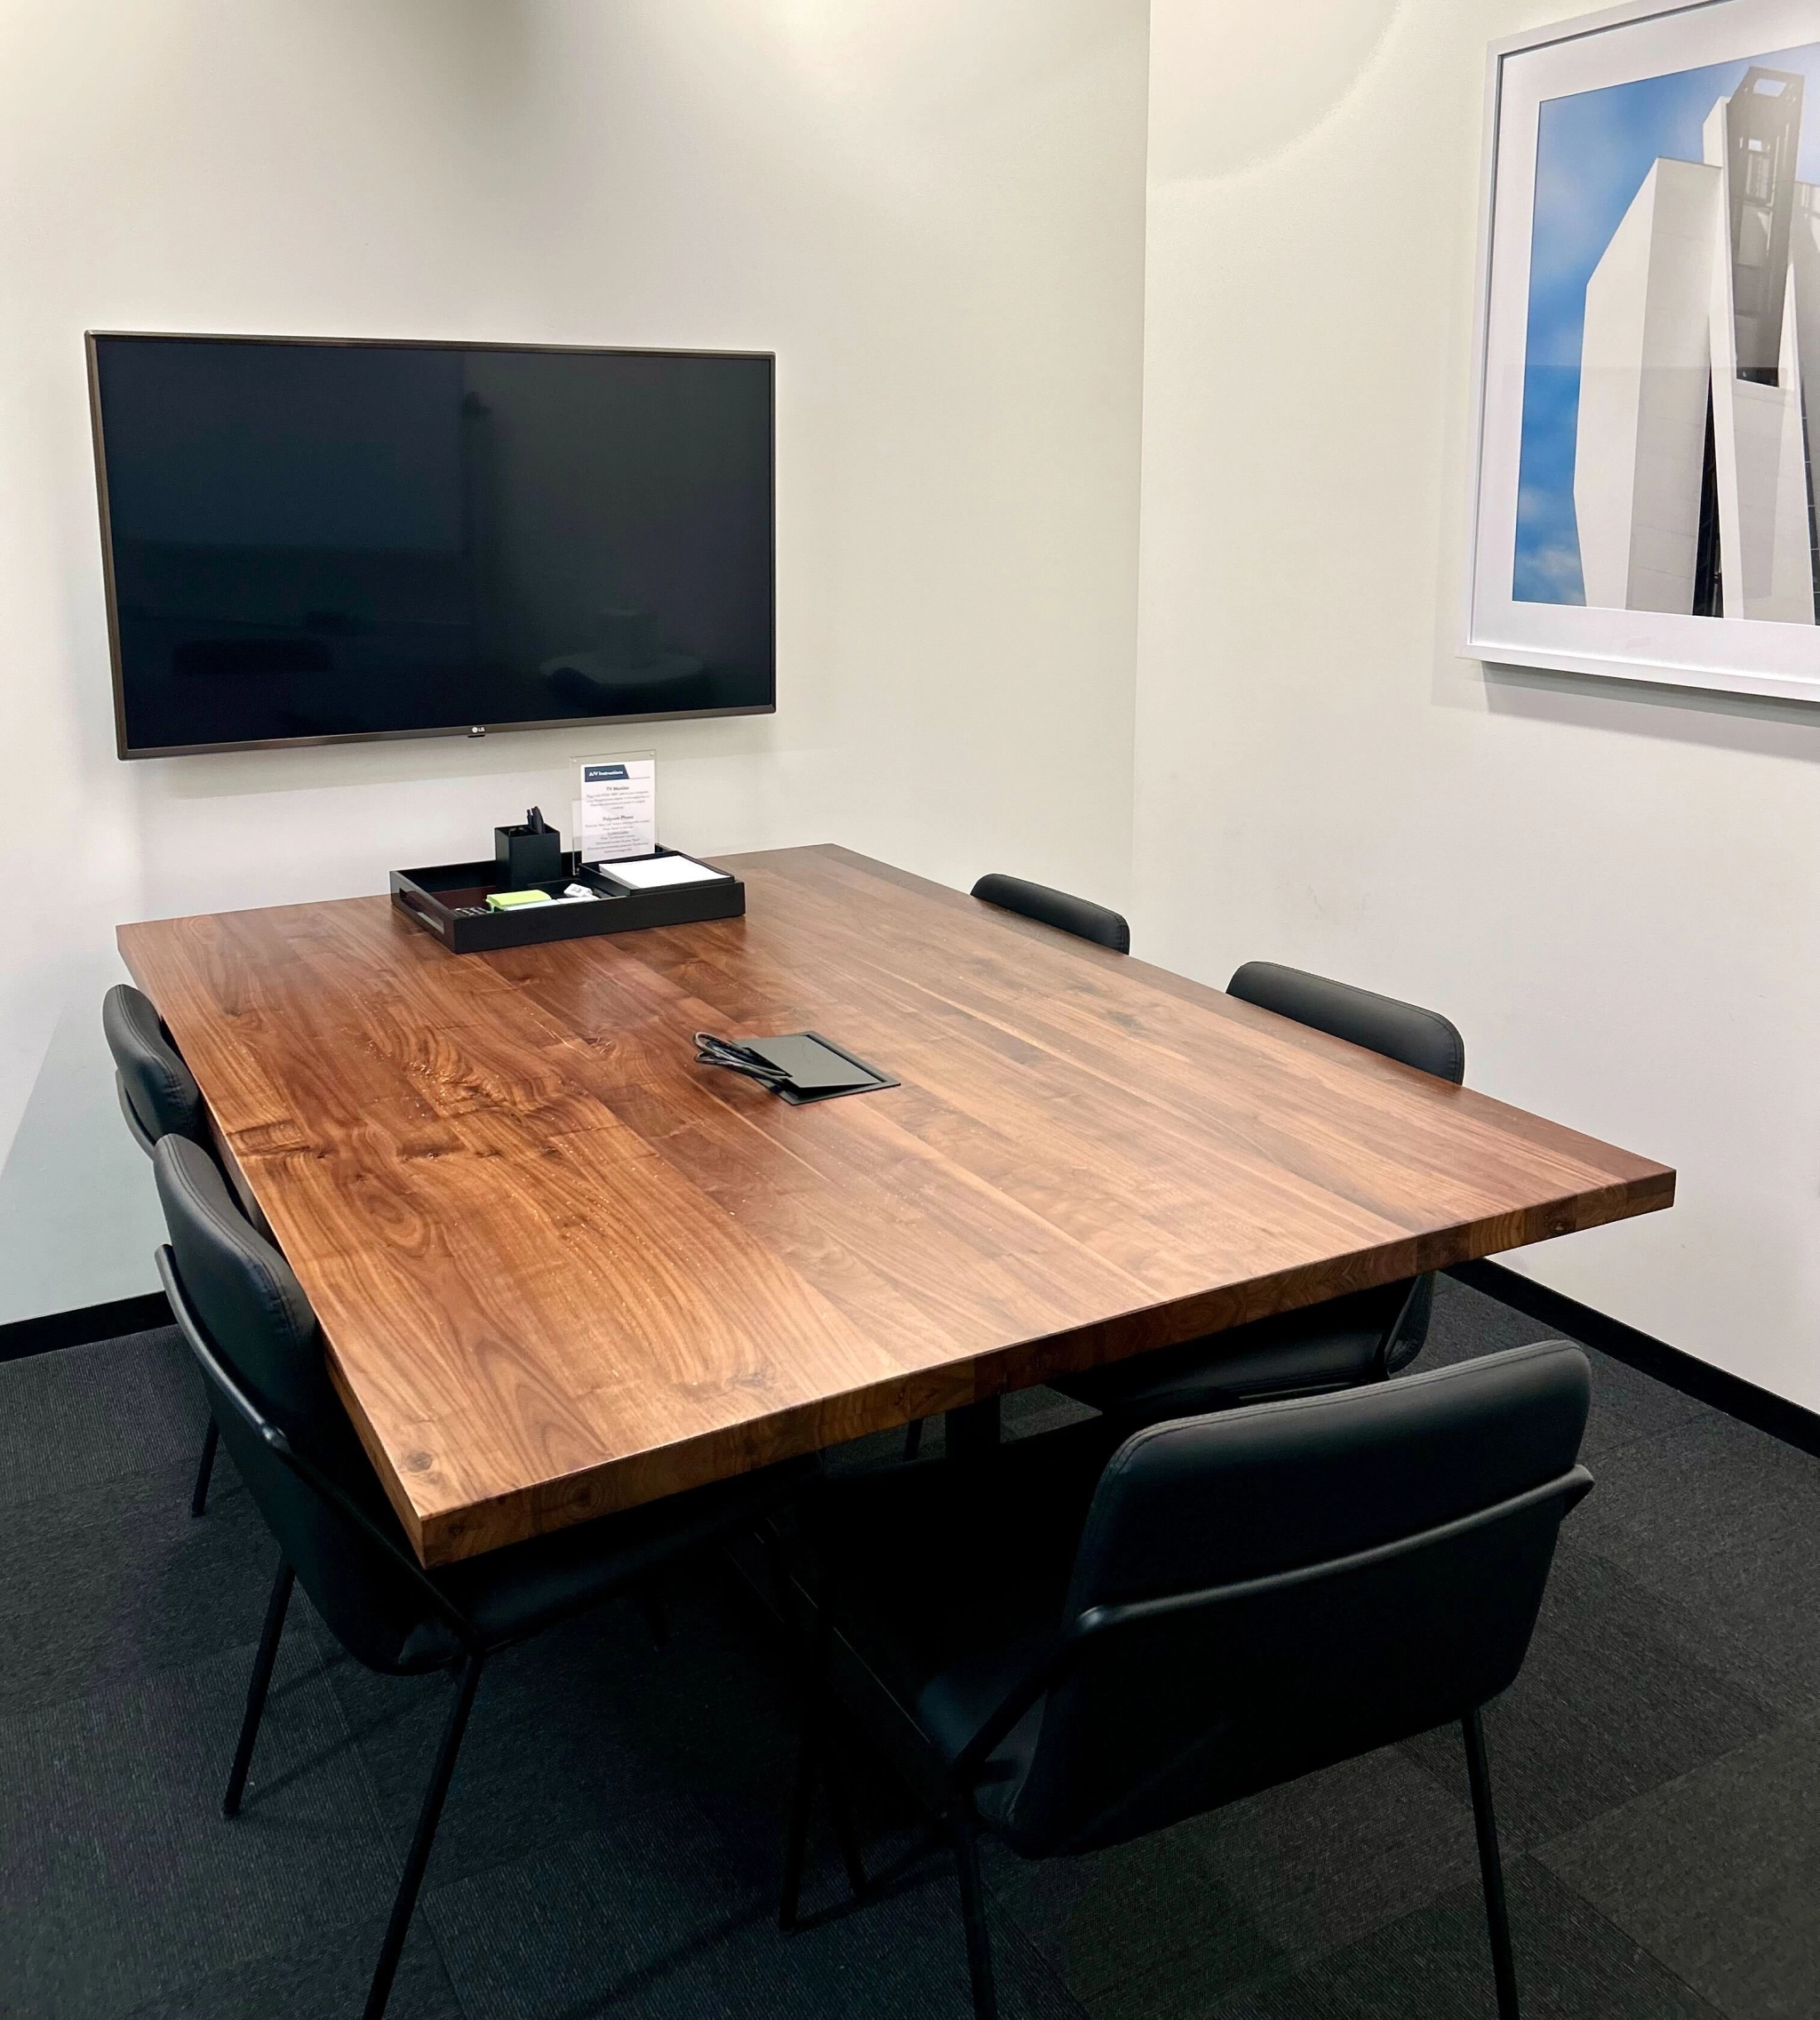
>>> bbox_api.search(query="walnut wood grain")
[119,844,1674,1565]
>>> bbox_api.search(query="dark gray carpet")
[2,1277,1814,2018]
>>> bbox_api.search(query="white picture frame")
[1466,0,1820,701]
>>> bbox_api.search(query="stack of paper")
[599,855,729,891]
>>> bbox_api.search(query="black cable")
[693,1032,791,1090]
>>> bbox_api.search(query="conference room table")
[119,843,1674,1568]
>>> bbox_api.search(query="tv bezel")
[86,331,778,760]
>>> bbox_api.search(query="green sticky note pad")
[486,888,553,911]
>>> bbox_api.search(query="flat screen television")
[87,333,776,757]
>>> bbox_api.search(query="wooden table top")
[120,844,1673,1565]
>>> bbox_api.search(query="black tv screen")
[88,334,775,756]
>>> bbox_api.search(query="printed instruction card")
[577,755,656,863]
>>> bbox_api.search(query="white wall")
[0,0,1148,1321]
[18,0,1802,1409]
[1135,0,1820,1409]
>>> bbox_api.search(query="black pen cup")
[495,823,563,889]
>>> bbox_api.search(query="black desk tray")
[390,850,745,954]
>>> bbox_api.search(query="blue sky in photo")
[1513,42,1820,604]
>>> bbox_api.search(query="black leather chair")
[104,982,207,1152]
[785,1341,1592,2020]
[151,1134,814,2020]
[103,982,229,1513]
[970,874,1130,954]
[1053,962,1465,1426]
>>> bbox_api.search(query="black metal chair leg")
[1463,1708,1521,2020]
[779,1703,820,1931]
[903,1417,924,1461]
[821,1735,867,1904]
[190,1418,220,1517]
[223,1559,293,1817]
[363,1652,484,2020]
[952,1805,999,2020]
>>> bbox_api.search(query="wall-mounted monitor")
[87,333,776,757]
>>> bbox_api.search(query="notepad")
[486,888,553,911]
[597,855,729,891]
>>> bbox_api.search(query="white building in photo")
[1575,66,1820,621]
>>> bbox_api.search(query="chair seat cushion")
[1055,1278,1414,1422]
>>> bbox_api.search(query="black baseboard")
[1449,1258,1820,1462]
[0,1292,172,1364]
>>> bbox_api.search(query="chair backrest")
[997,1341,1591,1857]
[103,984,205,1154]
[1225,962,1461,1374]
[971,874,1130,955]
[152,1135,461,1675]
[1226,962,1464,1084]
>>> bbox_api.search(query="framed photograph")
[1467,0,1820,701]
